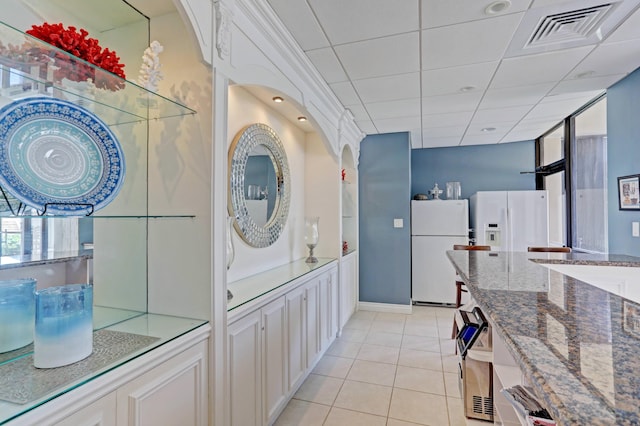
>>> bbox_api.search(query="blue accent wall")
[411,141,536,199]
[607,68,640,256]
[359,133,412,305]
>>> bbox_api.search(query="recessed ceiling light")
[272,96,284,103]
[297,116,307,122]
[481,127,496,132]
[485,0,511,15]
[460,86,476,92]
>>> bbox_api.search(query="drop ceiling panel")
[344,104,369,121]
[490,46,595,89]
[267,0,329,50]
[306,48,348,84]
[525,94,600,120]
[551,75,624,95]
[421,62,499,97]
[606,6,640,42]
[422,126,466,138]
[420,0,532,29]
[422,92,483,114]
[365,99,421,120]
[421,13,524,70]
[374,116,421,134]
[353,73,420,103]
[465,122,513,137]
[355,120,378,134]
[308,0,419,45]
[571,40,640,77]
[422,111,475,127]
[329,82,361,106]
[480,83,555,109]
[335,33,420,80]
[473,105,533,123]
[460,134,506,145]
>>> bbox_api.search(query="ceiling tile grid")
[266,0,640,148]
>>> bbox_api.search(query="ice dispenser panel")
[485,224,501,248]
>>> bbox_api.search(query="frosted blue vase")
[34,284,93,368]
[0,278,36,353]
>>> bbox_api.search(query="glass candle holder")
[0,278,36,353]
[305,216,320,263]
[34,284,93,368]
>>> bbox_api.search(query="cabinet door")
[53,392,116,426]
[340,255,357,329]
[286,285,306,392]
[329,268,339,344]
[228,311,262,426]
[318,270,334,352]
[116,340,208,426]
[262,297,287,424]
[305,278,321,368]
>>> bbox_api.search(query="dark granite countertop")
[446,250,640,426]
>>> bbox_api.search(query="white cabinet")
[286,286,306,393]
[261,297,287,424]
[228,296,288,426]
[53,393,117,426]
[340,252,358,330]
[305,278,321,368]
[116,340,209,426]
[228,262,338,426]
[228,310,262,426]
[7,325,210,426]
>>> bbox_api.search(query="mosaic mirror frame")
[228,123,291,248]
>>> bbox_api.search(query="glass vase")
[34,284,93,368]
[305,216,320,263]
[0,278,36,353]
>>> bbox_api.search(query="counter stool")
[527,246,571,253]
[451,244,491,340]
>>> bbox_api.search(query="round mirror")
[228,123,291,248]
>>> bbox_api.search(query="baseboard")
[357,301,413,315]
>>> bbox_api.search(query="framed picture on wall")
[618,175,640,210]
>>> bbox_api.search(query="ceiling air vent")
[504,0,640,58]
[526,4,614,49]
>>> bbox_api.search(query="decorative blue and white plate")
[0,97,125,215]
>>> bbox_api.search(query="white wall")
[226,86,307,281]
[145,11,213,320]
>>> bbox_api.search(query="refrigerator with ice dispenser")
[470,190,549,251]
[411,199,469,305]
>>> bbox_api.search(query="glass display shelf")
[0,310,208,424]
[228,257,337,312]
[0,21,196,126]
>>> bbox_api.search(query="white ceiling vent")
[526,4,614,48]
[505,0,640,58]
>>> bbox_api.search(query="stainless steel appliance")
[456,307,494,422]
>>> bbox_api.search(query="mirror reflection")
[228,123,291,248]
[245,145,277,227]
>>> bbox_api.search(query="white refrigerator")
[470,190,549,251]
[411,200,469,305]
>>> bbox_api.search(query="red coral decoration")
[26,22,126,91]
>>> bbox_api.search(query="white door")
[411,235,468,304]
[305,279,321,368]
[507,191,549,251]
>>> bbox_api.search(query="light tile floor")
[275,305,489,426]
